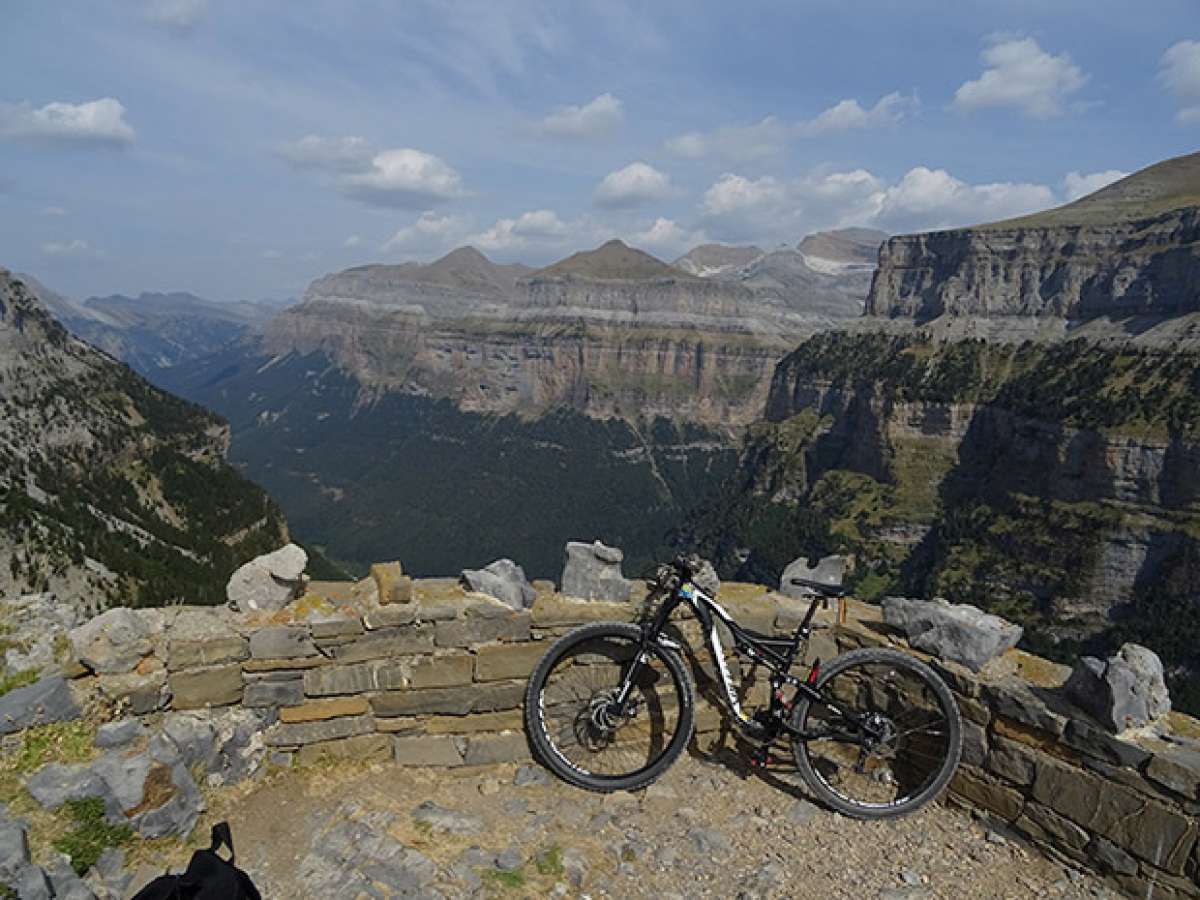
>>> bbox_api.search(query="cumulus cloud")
[1160,41,1200,125]
[797,92,918,136]
[145,0,208,31]
[343,235,362,249]
[626,217,706,256]
[953,38,1088,118]
[537,93,624,139]
[594,162,673,208]
[382,211,470,252]
[42,239,95,257]
[278,135,375,172]
[469,209,570,251]
[280,136,466,209]
[1062,169,1128,201]
[664,94,916,161]
[0,98,135,145]
[697,164,1064,243]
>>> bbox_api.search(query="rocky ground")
[157,747,1113,900]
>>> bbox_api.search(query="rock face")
[1065,643,1172,732]
[226,544,308,613]
[865,153,1200,320]
[882,598,1023,672]
[460,559,535,610]
[561,542,633,602]
[0,270,288,612]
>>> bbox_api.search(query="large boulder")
[0,676,80,735]
[68,608,151,675]
[459,559,535,610]
[1065,643,1171,733]
[226,544,308,613]
[882,597,1022,672]
[780,556,845,600]
[561,541,632,602]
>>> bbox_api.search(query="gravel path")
[193,748,1115,899]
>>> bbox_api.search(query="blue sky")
[3,0,1198,302]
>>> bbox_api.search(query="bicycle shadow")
[667,627,830,808]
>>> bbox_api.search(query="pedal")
[748,746,770,770]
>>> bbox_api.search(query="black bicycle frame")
[616,580,866,743]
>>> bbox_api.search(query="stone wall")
[67,581,1200,898]
[836,602,1200,899]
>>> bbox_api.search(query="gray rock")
[785,799,819,825]
[882,597,1022,672]
[780,555,845,600]
[0,807,29,882]
[1065,643,1171,732]
[44,855,96,899]
[687,826,732,856]
[561,541,632,602]
[85,847,128,900]
[226,543,307,613]
[411,801,484,835]
[15,863,54,900]
[460,559,535,610]
[88,752,154,813]
[513,764,551,787]
[132,762,203,839]
[0,675,80,735]
[495,846,523,871]
[68,608,152,674]
[249,625,318,660]
[1087,836,1138,875]
[299,811,439,898]
[562,848,589,888]
[94,719,145,749]
[26,763,111,812]
[242,678,304,708]
[153,713,219,770]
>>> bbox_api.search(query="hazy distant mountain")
[796,227,887,273]
[536,239,701,281]
[18,279,278,380]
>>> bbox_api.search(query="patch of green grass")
[480,867,527,890]
[534,845,563,876]
[51,797,134,876]
[8,721,97,775]
[412,818,433,839]
[0,670,38,698]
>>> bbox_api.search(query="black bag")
[132,822,262,900]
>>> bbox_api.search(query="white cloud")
[797,92,918,136]
[537,93,624,139]
[0,98,135,145]
[469,209,570,251]
[41,206,68,217]
[1160,41,1200,125]
[341,149,466,209]
[383,212,470,252]
[698,164,1063,243]
[278,135,375,172]
[872,167,1056,231]
[594,162,673,208]
[343,235,362,249]
[145,0,208,31]
[953,38,1088,119]
[1062,169,1128,201]
[626,217,706,256]
[42,239,94,257]
[664,94,916,161]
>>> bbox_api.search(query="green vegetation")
[10,721,97,775]
[534,845,564,876]
[0,669,37,697]
[51,797,134,876]
[690,331,1200,713]
[480,867,527,890]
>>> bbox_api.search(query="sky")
[2,0,1198,302]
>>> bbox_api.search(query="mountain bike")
[524,555,962,819]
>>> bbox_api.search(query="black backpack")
[132,822,262,900]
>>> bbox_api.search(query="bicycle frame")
[617,578,864,743]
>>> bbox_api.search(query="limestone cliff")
[866,152,1200,320]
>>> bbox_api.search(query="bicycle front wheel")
[524,622,695,793]
[791,648,962,819]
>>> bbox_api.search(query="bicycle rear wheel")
[524,622,695,793]
[791,648,962,819]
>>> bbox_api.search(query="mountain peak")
[533,240,695,281]
[796,228,887,269]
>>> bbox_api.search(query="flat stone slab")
[0,676,80,735]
